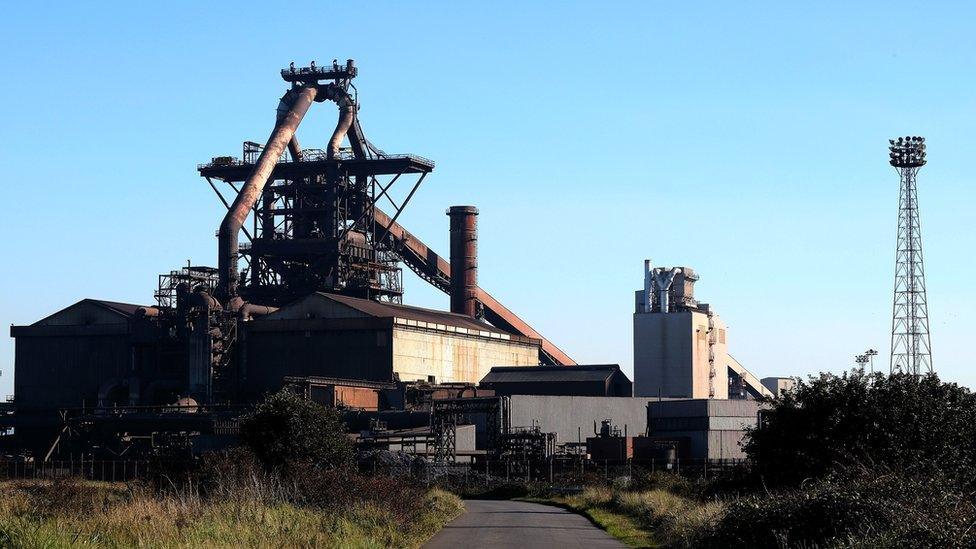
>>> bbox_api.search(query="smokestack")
[643,260,653,313]
[447,206,478,317]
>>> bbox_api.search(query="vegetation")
[521,473,724,548]
[0,391,463,548]
[497,371,976,548]
[699,470,976,548]
[240,390,354,471]
[744,370,976,489]
[0,475,462,548]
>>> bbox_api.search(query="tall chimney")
[447,206,479,316]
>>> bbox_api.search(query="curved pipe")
[288,136,303,161]
[652,267,682,313]
[217,85,318,300]
[238,303,278,320]
[188,290,221,310]
[135,306,161,318]
[326,90,356,159]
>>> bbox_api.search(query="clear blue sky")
[1,2,973,397]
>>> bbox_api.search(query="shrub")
[698,470,976,548]
[239,390,354,472]
[744,370,976,489]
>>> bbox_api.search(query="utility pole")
[888,136,933,375]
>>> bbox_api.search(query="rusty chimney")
[447,206,479,317]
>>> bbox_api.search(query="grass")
[0,478,463,548]
[520,483,724,548]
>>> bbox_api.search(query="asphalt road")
[424,499,626,549]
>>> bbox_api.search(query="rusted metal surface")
[217,85,318,300]
[287,136,303,161]
[373,206,576,366]
[447,206,479,317]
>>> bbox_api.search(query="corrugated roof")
[31,298,144,326]
[88,299,144,317]
[480,365,622,384]
[318,293,514,335]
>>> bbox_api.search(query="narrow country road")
[424,499,626,549]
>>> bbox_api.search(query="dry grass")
[524,482,724,548]
[0,478,462,548]
[610,489,724,546]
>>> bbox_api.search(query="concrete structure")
[479,365,632,397]
[633,263,729,399]
[647,399,764,460]
[633,261,772,400]
[761,377,796,397]
[507,395,653,447]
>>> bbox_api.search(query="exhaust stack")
[447,206,479,317]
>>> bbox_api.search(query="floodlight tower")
[888,136,933,375]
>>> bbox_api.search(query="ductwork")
[652,267,682,313]
[288,136,303,161]
[217,85,318,300]
[238,303,277,320]
[188,290,221,310]
[326,89,356,159]
[135,306,161,318]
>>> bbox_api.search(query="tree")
[744,370,976,488]
[240,390,354,471]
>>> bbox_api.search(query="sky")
[0,1,973,397]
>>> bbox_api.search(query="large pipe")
[238,303,278,320]
[643,259,653,313]
[217,85,318,300]
[652,267,682,313]
[447,206,479,317]
[288,136,303,161]
[325,88,356,159]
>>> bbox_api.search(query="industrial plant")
[3,61,790,470]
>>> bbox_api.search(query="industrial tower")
[888,136,933,375]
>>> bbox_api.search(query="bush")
[698,470,976,548]
[744,370,976,489]
[240,390,354,471]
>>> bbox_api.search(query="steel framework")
[888,136,933,375]
[430,397,505,463]
[201,62,433,306]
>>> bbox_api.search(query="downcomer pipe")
[447,206,479,317]
[217,85,318,300]
[326,90,356,159]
